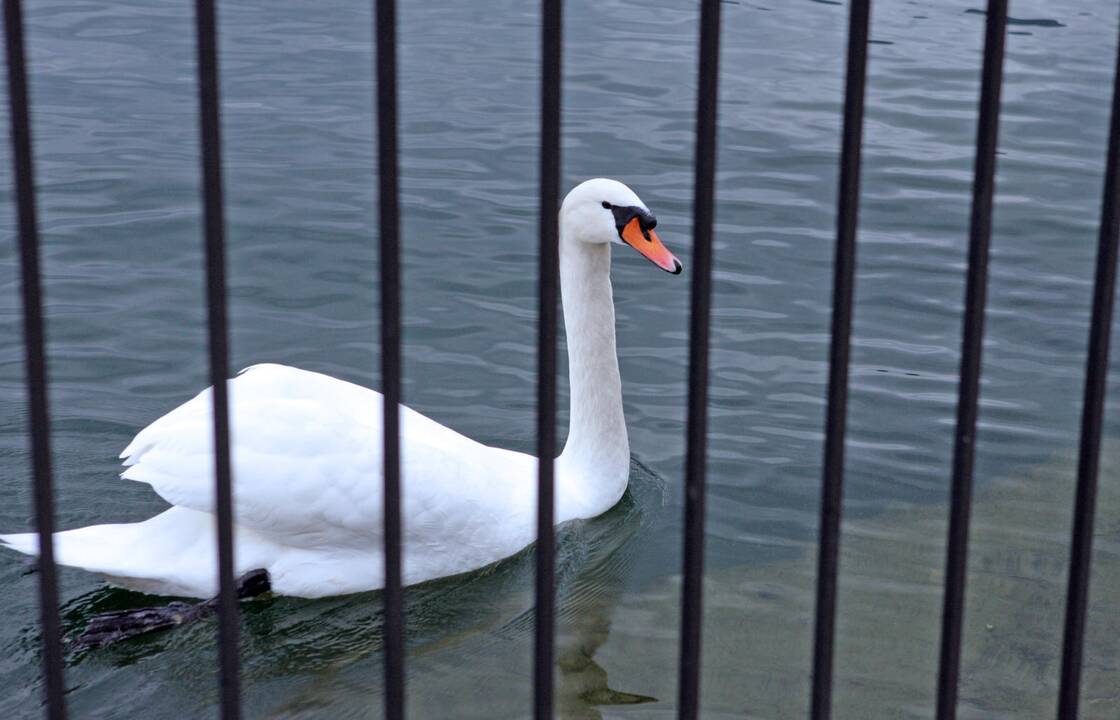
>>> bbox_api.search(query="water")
[1,0,1118,717]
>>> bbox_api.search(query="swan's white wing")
[119,364,496,546]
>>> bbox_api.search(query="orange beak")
[620,217,682,274]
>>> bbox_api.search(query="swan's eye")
[601,201,611,209]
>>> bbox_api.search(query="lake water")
[1,0,1118,717]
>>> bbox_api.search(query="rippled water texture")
[1,0,1118,717]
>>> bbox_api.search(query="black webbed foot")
[235,567,271,599]
[73,569,272,649]
[76,601,204,648]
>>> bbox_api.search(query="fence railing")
[935,1,1005,719]
[677,0,720,717]
[3,1,65,718]
[1058,8,1120,718]
[373,0,404,718]
[4,0,1119,719]
[809,2,868,717]
[193,0,241,716]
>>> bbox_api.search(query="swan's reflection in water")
[60,458,665,718]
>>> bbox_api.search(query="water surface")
[1,0,1118,717]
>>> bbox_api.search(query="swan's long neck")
[556,231,629,518]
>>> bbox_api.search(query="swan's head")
[560,178,683,274]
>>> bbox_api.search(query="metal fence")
[4,0,1118,718]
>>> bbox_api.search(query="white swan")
[1,178,681,599]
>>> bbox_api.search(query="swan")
[0,178,681,599]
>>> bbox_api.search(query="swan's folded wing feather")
[122,418,377,541]
[117,364,484,544]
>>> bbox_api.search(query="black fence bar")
[676,0,721,718]
[533,0,562,718]
[193,1,241,718]
[809,2,870,718]
[374,0,404,717]
[934,3,1007,718]
[1056,14,1120,718]
[3,2,68,718]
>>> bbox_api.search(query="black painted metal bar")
[533,0,562,718]
[1056,14,1120,718]
[3,2,68,718]
[193,0,241,717]
[676,0,720,718]
[934,4,1007,718]
[809,2,870,718]
[374,0,404,718]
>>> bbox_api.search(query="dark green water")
[1,0,1118,717]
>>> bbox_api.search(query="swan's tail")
[0,507,230,597]
[0,530,38,557]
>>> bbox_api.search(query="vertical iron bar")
[1056,13,1120,718]
[676,0,720,718]
[3,2,68,718]
[809,2,870,718]
[934,3,1007,718]
[374,0,404,718]
[193,0,240,718]
[533,0,561,718]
